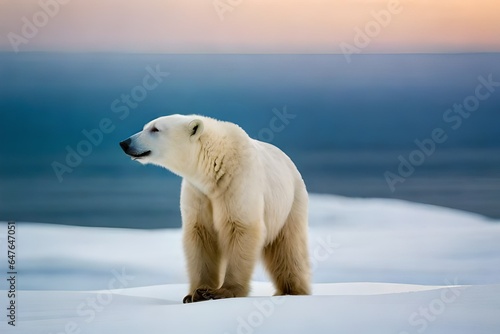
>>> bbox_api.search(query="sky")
[0,0,499,53]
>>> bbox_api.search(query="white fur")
[124,114,311,301]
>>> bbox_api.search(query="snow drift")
[1,194,499,333]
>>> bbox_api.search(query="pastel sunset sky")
[0,0,499,53]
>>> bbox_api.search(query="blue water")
[1,53,500,228]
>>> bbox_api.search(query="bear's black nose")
[119,138,131,152]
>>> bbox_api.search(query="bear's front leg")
[181,180,223,304]
[191,220,263,302]
[182,222,222,303]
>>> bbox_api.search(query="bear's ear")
[188,119,204,141]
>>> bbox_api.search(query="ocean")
[1,53,499,228]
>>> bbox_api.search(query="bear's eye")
[150,126,159,133]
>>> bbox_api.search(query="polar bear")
[120,114,310,302]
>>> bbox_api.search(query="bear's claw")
[183,288,235,303]
[182,295,193,304]
[194,288,212,302]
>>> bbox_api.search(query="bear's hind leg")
[263,203,311,295]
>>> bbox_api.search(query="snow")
[1,194,500,333]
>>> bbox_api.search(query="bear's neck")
[188,127,247,197]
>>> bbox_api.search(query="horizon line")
[1,51,500,56]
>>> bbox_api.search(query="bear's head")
[119,114,204,176]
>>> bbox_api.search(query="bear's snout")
[119,138,132,152]
[119,137,151,158]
